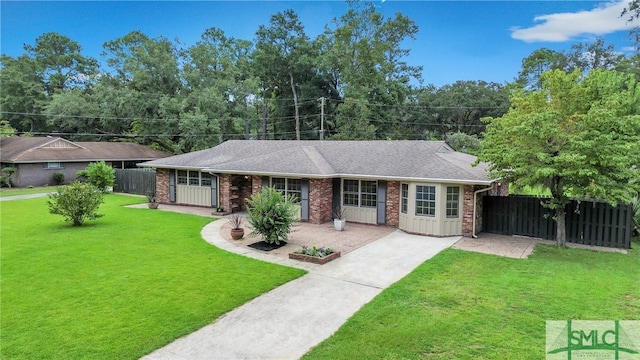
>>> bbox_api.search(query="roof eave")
[200,168,495,185]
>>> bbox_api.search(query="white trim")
[197,168,496,185]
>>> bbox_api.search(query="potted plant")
[146,192,159,209]
[333,206,347,231]
[229,214,245,240]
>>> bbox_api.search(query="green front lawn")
[304,245,640,359]
[0,195,306,359]
[0,186,58,197]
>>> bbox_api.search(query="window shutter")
[169,170,176,203]
[300,179,309,221]
[377,181,387,225]
[210,174,218,208]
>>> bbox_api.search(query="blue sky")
[1,1,637,86]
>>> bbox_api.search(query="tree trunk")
[289,72,300,140]
[262,97,268,140]
[556,207,567,247]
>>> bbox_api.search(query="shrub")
[52,172,65,185]
[75,169,88,182]
[246,186,298,245]
[631,195,640,236]
[1,167,16,188]
[47,182,105,226]
[85,161,115,192]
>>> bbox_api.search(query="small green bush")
[246,187,298,245]
[1,167,16,188]
[47,182,105,226]
[85,161,115,192]
[52,172,65,185]
[75,169,88,182]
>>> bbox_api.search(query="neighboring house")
[0,137,170,187]
[140,140,507,237]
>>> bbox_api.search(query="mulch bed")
[248,240,287,251]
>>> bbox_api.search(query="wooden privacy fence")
[483,195,633,249]
[114,169,156,196]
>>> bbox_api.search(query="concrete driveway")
[142,219,459,360]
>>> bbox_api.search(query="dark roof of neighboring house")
[0,137,170,163]
[140,140,494,184]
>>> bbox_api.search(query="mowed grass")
[0,195,306,359]
[304,245,640,359]
[0,186,58,197]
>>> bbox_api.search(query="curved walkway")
[142,219,459,360]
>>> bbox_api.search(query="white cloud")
[511,1,637,43]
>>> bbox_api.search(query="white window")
[177,170,188,185]
[416,185,436,217]
[201,173,212,187]
[271,177,302,201]
[343,179,377,208]
[188,171,200,186]
[401,183,408,214]
[44,162,64,169]
[446,186,460,218]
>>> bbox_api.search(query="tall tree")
[24,32,98,94]
[516,48,567,90]
[564,38,624,72]
[428,80,509,136]
[0,55,46,133]
[102,31,181,152]
[478,69,640,247]
[254,10,315,140]
[622,0,640,50]
[319,1,421,139]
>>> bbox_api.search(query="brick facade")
[309,178,333,224]
[386,181,400,227]
[461,183,508,237]
[251,175,262,195]
[156,168,170,203]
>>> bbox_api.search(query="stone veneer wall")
[309,178,333,224]
[251,175,262,195]
[156,169,170,203]
[386,181,400,227]
[219,174,232,213]
[462,185,476,237]
[251,175,262,194]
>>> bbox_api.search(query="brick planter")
[288,251,341,265]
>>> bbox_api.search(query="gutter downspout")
[472,184,495,238]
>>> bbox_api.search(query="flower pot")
[334,218,346,231]
[230,228,244,240]
[148,202,159,209]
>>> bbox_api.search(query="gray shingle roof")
[0,137,170,163]
[140,140,493,184]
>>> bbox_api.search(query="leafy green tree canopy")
[478,69,640,246]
